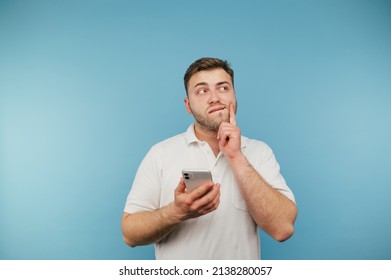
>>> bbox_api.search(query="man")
[122,57,297,259]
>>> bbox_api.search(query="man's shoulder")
[150,130,187,151]
[242,135,271,151]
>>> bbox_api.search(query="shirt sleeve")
[257,142,296,203]
[124,145,162,214]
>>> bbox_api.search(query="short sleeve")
[124,145,162,214]
[256,142,296,203]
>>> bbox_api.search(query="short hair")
[184,57,234,95]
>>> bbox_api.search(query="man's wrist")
[160,202,185,225]
[226,151,247,166]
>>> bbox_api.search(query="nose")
[208,89,220,104]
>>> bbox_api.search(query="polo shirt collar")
[185,123,248,148]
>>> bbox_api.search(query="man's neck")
[193,123,220,157]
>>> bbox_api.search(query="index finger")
[189,181,214,199]
[229,103,236,126]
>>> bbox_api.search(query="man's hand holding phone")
[168,171,220,221]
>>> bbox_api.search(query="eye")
[219,85,229,92]
[197,88,208,95]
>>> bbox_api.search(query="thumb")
[175,177,186,195]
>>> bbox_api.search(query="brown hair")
[184,57,234,95]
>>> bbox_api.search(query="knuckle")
[184,198,193,206]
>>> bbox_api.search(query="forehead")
[188,68,232,88]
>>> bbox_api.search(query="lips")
[208,106,226,114]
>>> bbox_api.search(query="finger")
[217,123,224,142]
[199,197,220,215]
[198,185,220,214]
[192,183,220,209]
[175,177,186,195]
[218,124,237,145]
[229,103,237,126]
[189,181,214,199]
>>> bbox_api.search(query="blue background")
[1,0,390,260]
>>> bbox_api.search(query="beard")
[192,109,227,132]
[189,102,236,132]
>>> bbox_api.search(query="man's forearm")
[227,153,297,241]
[121,203,181,247]
[122,178,221,247]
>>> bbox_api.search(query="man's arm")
[218,103,297,242]
[121,178,220,247]
[226,154,297,242]
[121,205,180,247]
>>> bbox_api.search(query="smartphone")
[182,169,213,192]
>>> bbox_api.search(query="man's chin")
[205,119,226,132]
[193,113,228,132]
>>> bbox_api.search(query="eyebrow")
[193,81,231,89]
[216,81,230,87]
[193,82,208,89]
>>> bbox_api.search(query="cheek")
[223,95,236,105]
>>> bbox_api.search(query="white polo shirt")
[124,124,295,260]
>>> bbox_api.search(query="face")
[184,68,237,132]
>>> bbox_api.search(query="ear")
[184,98,192,115]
